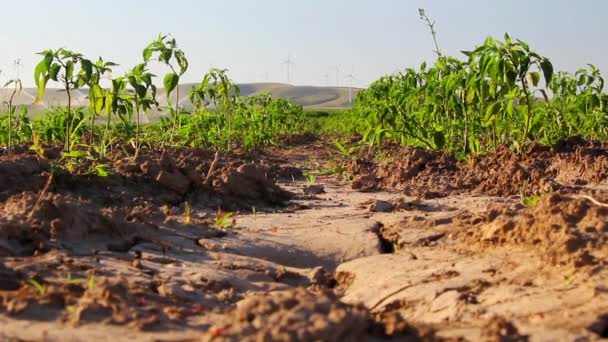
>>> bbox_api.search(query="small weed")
[303,171,317,185]
[66,273,86,284]
[205,210,236,230]
[28,279,47,296]
[520,181,541,207]
[184,201,193,224]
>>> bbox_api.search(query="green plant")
[520,180,541,207]
[184,201,193,224]
[303,171,318,185]
[143,34,188,143]
[2,78,22,151]
[124,63,158,155]
[28,279,48,296]
[34,49,94,151]
[206,210,236,230]
[85,57,117,148]
[351,30,606,154]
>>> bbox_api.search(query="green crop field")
[0,28,606,170]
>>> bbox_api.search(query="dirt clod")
[207,288,369,341]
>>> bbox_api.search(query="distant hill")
[0,83,361,117]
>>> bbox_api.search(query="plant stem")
[521,77,532,140]
[66,87,72,151]
[8,86,17,151]
[136,99,141,157]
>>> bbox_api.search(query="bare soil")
[1,137,607,341]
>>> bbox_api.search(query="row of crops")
[0,35,304,155]
[353,34,608,154]
[1,34,607,158]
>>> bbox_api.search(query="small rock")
[369,200,394,213]
[303,185,325,195]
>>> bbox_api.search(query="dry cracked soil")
[0,136,607,341]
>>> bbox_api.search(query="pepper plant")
[86,57,117,146]
[34,49,93,151]
[143,34,188,142]
[125,63,157,155]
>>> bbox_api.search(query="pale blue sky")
[1,0,606,87]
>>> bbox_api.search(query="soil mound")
[348,137,608,197]
[0,192,156,256]
[208,288,368,341]
[480,316,528,342]
[207,288,431,341]
[0,147,294,210]
[464,192,608,267]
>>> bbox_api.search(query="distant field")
[0,83,361,117]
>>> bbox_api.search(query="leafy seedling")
[184,201,193,224]
[28,279,48,296]
[303,171,317,185]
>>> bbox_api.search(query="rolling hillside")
[0,83,361,117]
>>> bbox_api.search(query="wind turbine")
[14,58,22,81]
[334,65,341,87]
[344,66,357,104]
[323,73,330,86]
[282,53,295,84]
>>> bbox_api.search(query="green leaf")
[433,131,446,149]
[522,195,540,207]
[175,50,189,75]
[333,139,350,157]
[49,64,61,80]
[89,84,105,113]
[65,61,75,80]
[529,71,540,87]
[540,58,553,85]
[34,60,48,87]
[134,84,147,99]
[164,73,179,98]
[81,59,93,78]
[62,150,87,158]
[143,47,153,61]
[160,49,172,64]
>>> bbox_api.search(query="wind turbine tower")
[282,53,295,84]
[335,65,341,87]
[14,58,22,81]
[344,66,356,104]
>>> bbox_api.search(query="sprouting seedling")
[184,201,193,224]
[28,279,47,296]
[206,210,236,230]
[520,180,541,207]
[332,139,356,158]
[303,171,317,185]
[66,273,86,284]
[87,275,96,291]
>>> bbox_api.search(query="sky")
[1,0,607,88]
